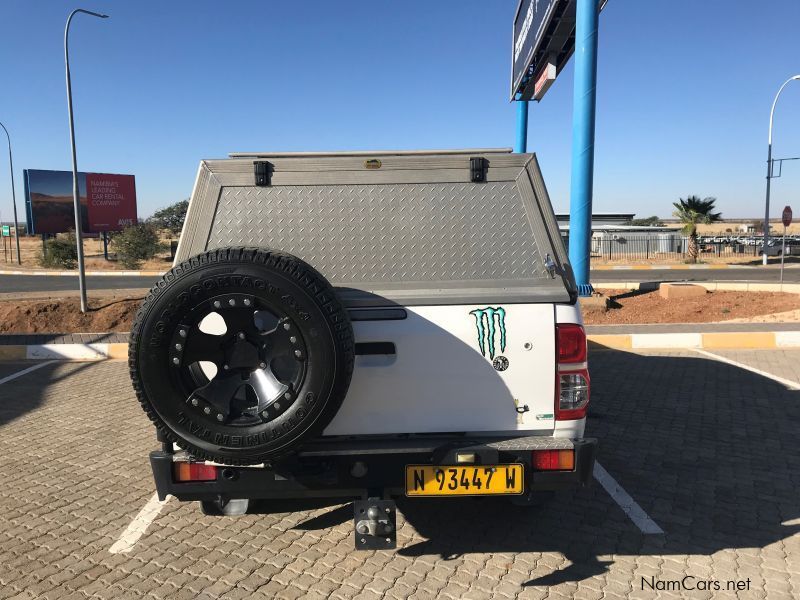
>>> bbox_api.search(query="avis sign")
[86,173,137,231]
[23,169,137,234]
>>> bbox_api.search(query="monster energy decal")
[469,307,507,360]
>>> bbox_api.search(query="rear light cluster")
[174,462,218,482]
[555,324,590,420]
[532,449,575,471]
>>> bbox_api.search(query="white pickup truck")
[129,149,596,549]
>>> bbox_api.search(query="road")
[0,348,797,598]
[2,266,800,295]
[1,274,155,294]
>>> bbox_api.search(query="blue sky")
[1,0,800,221]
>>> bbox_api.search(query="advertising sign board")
[511,0,607,101]
[511,0,559,101]
[85,173,137,231]
[24,169,137,234]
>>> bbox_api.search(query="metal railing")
[560,234,774,262]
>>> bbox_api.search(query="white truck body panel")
[175,149,583,442]
[324,303,557,436]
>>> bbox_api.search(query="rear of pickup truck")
[138,149,596,549]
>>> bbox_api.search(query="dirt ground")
[1,235,173,272]
[722,307,800,323]
[0,288,798,333]
[0,296,141,334]
[585,288,800,325]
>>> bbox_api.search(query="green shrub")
[40,233,78,269]
[150,200,189,237]
[113,222,165,268]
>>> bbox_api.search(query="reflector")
[174,462,218,482]
[532,449,575,471]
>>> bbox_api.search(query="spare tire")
[129,247,354,465]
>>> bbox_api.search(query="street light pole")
[65,8,109,313]
[763,75,800,266]
[0,121,21,264]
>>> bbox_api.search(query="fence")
[560,234,768,262]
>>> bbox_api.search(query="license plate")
[405,464,524,496]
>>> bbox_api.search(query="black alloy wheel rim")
[167,293,308,427]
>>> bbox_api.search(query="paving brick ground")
[710,349,800,385]
[0,350,798,599]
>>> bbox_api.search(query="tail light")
[557,323,587,363]
[174,462,218,482]
[532,449,575,471]
[556,324,590,420]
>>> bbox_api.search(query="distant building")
[555,212,672,234]
[556,213,680,257]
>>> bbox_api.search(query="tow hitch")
[354,497,396,550]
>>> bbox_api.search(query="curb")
[0,343,128,361]
[2,332,798,362]
[593,281,800,293]
[0,269,162,277]
[589,331,800,350]
[592,264,751,270]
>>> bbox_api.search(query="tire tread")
[128,247,354,465]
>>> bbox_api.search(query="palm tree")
[672,196,722,263]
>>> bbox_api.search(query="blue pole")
[514,99,528,153]
[567,0,599,296]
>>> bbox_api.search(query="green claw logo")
[469,307,507,359]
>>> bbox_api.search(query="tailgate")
[324,303,556,436]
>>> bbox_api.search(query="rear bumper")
[151,435,597,502]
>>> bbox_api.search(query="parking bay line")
[0,361,57,386]
[593,462,664,534]
[0,361,167,554]
[109,492,171,554]
[106,466,659,549]
[0,361,663,545]
[694,349,800,390]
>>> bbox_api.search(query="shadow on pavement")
[238,349,799,586]
[0,361,97,427]
[249,498,353,530]
[391,349,800,585]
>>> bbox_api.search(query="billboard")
[511,0,607,101]
[24,169,137,234]
[511,0,560,100]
